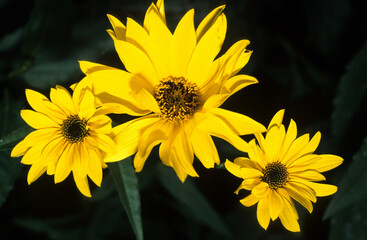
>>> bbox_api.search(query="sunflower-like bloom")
[77,0,265,181]
[11,84,115,197]
[225,110,343,232]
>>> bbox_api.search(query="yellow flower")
[77,0,265,181]
[11,84,115,197]
[225,110,343,232]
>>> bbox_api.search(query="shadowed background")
[0,0,366,239]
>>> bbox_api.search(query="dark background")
[1,0,366,239]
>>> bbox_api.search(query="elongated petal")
[257,198,270,230]
[50,86,76,115]
[73,172,91,197]
[268,109,285,130]
[21,144,45,165]
[105,115,160,162]
[284,183,314,213]
[289,170,326,181]
[233,157,261,170]
[198,113,250,152]
[307,154,343,172]
[268,190,283,220]
[54,144,73,183]
[107,14,126,40]
[87,133,115,154]
[196,5,225,42]
[27,162,47,185]
[282,134,310,165]
[134,120,168,172]
[187,13,226,87]
[292,179,338,197]
[252,182,270,199]
[79,61,117,75]
[114,40,159,87]
[240,194,259,207]
[78,89,96,120]
[25,89,65,123]
[279,119,297,161]
[224,160,242,178]
[279,198,301,232]
[87,149,103,187]
[211,108,266,136]
[41,137,65,174]
[240,168,263,179]
[11,128,57,157]
[169,9,196,77]
[126,17,150,55]
[191,128,219,168]
[21,110,59,129]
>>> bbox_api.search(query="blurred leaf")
[109,158,143,240]
[328,200,367,240]
[0,126,33,150]
[0,88,23,207]
[332,42,367,140]
[324,137,367,219]
[157,165,232,239]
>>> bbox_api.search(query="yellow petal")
[50,85,76,115]
[247,139,267,169]
[25,89,65,124]
[105,115,160,162]
[79,60,117,75]
[73,172,91,197]
[252,182,270,199]
[279,198,301,232]
[287,154,320,169]
[41,136,65,173]
[282,134,310,165]
[203,74,258,109]
[211,108,266,136]
[224,160,242,178]
[240,194,259,207]
[268,190,283,220]
[21,110,59,129]
[263,125,283,163]
[240,168,263,179]
[284,182,314,213]
[290,170,326,181]
[27,162,47,185]
[305,181,337,197]
[170,127,198,181]
[198,113,250,152]
[77,88,96,120]
[20,144,45,165]
[186,13,226,87]
[268,109,285,130]
[130,87,160,113]
[257,198,270,230]
[126,17,150,55]
[88,115,112,134]
[279,119,297,161]
[144,3,166,32]
[54,144,73,183]
[238,178,261,191]
[11,128,57,157]
[86,148,103,187]
[169,9,196,77]
[191,128,220,168]
[134,120,168,172]
[107,14,126,40]
[196,5,225,42]
[87,133,116,155]
[307,154,343,172]
[114,40,159,87]
[156,0,166,24]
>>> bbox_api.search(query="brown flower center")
[61,115,89,143]
[154,76,200,122]
[262,162,289,189]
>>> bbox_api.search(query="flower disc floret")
[154,76,200,122]
[61,115,89,143]
[262,162,289,189]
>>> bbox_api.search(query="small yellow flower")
[77,0,266,181]
[11,84,115,197]
[225,110,343,232]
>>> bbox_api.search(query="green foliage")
[109,159,143,240]
[157,165,232,239]
[332,42,367,141]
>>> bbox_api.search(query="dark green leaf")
[157,165,232,239]
[324,137,367,219]
[332,42,367,140]
[109,158,143,240]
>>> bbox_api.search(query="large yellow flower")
[77,0,266,181]
[225,110,343,232]
[11,84,115,197]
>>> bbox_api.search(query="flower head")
[11,84,115,197]
[77,0,266,181]
[225,110,343,232]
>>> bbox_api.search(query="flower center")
[154,76,200,122]
[262,162,289,189]
[61,115,89,143]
